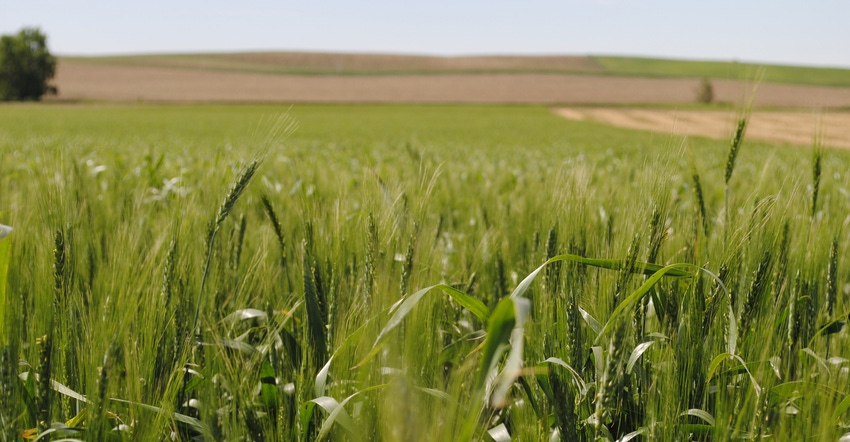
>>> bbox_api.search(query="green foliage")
[0,28,56,101]
[0,103,848,440]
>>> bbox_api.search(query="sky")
[3,0,849,68]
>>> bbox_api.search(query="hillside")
[61,52,604,76]
[62,52,850,87]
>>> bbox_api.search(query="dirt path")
[52,61,850,107]
[554,108,850,149]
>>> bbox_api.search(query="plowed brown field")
[554,108,850,149]
[52,61,850,107]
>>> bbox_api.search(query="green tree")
[0,28,57,101]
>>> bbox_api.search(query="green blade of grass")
[30,423,82,441]
[20,372,87,404]
[314,384,388,441]
[706,353,761,397]
[596,263,695,343]
[726,297,738,355]
[800,348,830,374]
[540,357,588,398]
[475,296,517,395]
[435,284,491,322]
[618,428,648,442]
[578,307,602,336]
[807,310,849,347]
[0,225,11,345]
[626,341,655,374]
[552,253,692,278]
[510,253,692,303]
[371,283,489,350]
[490,297,530,408]
[832,394,850,422]
[315,356,333,397]
[591,346,604,390]
[109,398,210,439]
[681,408,716,426]
[767,381,840,409]
[417,387,453,402]
[302,396,357,439]
[20,372,210,439]
[459,296,527,440]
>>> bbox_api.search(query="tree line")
[0,28,56,101]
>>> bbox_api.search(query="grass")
[0,103,848,440]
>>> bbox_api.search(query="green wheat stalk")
[723,73,759,246]
[811,148,822,218]
[724,117,748,186]
[826,237,838,318]
[193,160,260,336]
[693,172,709,236]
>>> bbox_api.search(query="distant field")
[555,107,850,149]
[52,59,850,107]
[62,52,604,75]
[63,52,850,87]
[593,56,850,88]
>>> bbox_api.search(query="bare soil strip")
[554,108,850,149]
[52,61,850,107]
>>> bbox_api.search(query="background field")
[63,53,850,87]
[556,107,850,149]
[592,56,850,88]
[52,52,850,108]
[1,103,848,440]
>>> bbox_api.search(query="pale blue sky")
[3,0,849,68]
